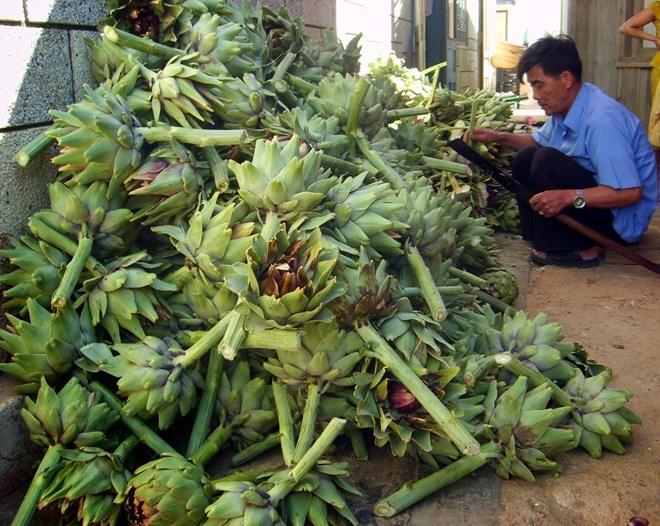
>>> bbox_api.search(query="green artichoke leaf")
[224,267,250,295]
[257,294,293,323]
[78,341,114,365]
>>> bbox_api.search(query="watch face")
[574,197,586,208]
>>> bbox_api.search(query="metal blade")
[448,139,533,200]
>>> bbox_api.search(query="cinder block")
[70,30,100,102]
[0,0,24,22]
[0,127,57,238]
[286,0,302,18]
[0,27,74,129]
[0,375,41,498]
[392,0,412,20]
[302,2,335,29]
[26,0,106,27]
[392,14,413,46]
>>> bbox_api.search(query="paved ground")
[343,219,659,526]
[1,219,658,526]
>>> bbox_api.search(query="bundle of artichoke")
[1,1,642,525]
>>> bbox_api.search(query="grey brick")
[286,0,302,18]
[260,0,286,12]
[26,0,106,26]
[0,27,74,129]
[302,2,335,29]
[0,0,24,22]
[0,127,57,238]
[70,30,101,102]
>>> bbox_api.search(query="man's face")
[525,64,574,117]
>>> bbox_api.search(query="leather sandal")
[531,250,600,269]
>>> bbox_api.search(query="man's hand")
[465,126,536,151]
[468,127,500,144]
[528,189,573,217]
[529,186,642,217]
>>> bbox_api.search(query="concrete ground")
[1,219,658,526]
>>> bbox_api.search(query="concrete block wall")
[0,0,105,244]
[0,0,106,499]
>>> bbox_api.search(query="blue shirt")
[532,83,659,242]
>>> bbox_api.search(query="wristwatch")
[573,189,586,209]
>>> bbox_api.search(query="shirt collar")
[561,83,588,132]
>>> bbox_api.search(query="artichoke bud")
[88,206,106,232]
[126,454,212,526]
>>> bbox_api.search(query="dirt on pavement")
[495,243,660,526]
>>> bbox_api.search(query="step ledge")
[0,374,41,498]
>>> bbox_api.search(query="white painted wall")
[335,0,416,72]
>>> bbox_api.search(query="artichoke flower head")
[228,213,346,329]
[228,135,338,230]
[125,453,212,526]
[102,0,188,44]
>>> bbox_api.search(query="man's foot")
[531,247,600,268]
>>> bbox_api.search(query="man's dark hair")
[516,34,582,83]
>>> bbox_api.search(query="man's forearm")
[470,128,537,151]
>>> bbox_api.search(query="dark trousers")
[511,146,627,252]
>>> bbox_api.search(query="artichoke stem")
[15,131,55,167]
[269,418,347,505]
[187,349,225,457]
[372,442,500,517]
[272,52,297,82]
[87,380,176,455]
[422,156,472,175]
[467,98,478,144]
[355,133,405,189]
[320,153,367,176]
[401,285,465,297]
[271,79,299,107]
[285,73,317,95]
[203,146,229,193]
[10,443,63,526]
[473,288,514,313]
[272,381,296,466]
[447,265,487,287]
[355,323,480,456]
[51,236,93,309]
[241,328,301,352]
[175,315,232,369]
[218,311,248,360]
[463,355,498,388]
[190,425,232,467]
[494,353,573,407]
[405,244,447,322]
[292,383,321,464]
[421,61,447,108]
[113,435,141,462]
[102,26,180,59]
[347,428,369,460]
[28,216,101,272]
[346,77,369,138]
[137,126,246,147]
[386,107,429,121]
[230,432,281,467]
[290,418,346,482]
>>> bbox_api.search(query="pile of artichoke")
[0,1,640,525]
